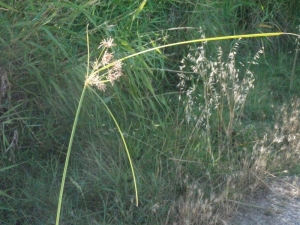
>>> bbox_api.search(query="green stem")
[55,85,87,225]
[90,87,139,206]
[96,32,285,74]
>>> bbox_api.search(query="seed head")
[101,50,114,65]
[98,37,116,49]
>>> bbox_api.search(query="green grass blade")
[0,190,12,198]
[0,1,17,11]
[40,26,69,58]
[130,0,147,29]
[0,162,25,172]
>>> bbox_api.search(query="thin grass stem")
[55,85,87,225]
[96,33,285,74]
[55,24,91,225]
[89,87,138,206]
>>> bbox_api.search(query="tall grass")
[0,0,300,224]
[56,30,292,224]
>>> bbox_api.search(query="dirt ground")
[226,176,300,225]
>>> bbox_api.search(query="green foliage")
[0,0,299,224]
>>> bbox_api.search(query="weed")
[178,32,263,163]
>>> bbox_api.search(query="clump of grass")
[0,67,11,106]
[1,1,300,224]
[0,67,18,163]
[269,97,300,174]
[165,137,272,224]
[169,30,300,224]
[177,31,263,163]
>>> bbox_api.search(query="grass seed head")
[98,37,116,49]
[86,38,123,91]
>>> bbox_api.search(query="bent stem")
[89,87,138,206]
[97,32,285,74]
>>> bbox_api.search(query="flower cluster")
[85,37,123,91]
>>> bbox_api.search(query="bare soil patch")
[226,176,300,225]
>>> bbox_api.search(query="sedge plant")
[55,25,299,224]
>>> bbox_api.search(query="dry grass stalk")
[177,32,262,161]
[290,25,300,90]
[4,129,19,163]
[0,67,11,105]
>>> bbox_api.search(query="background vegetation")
[0,0,299,224]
